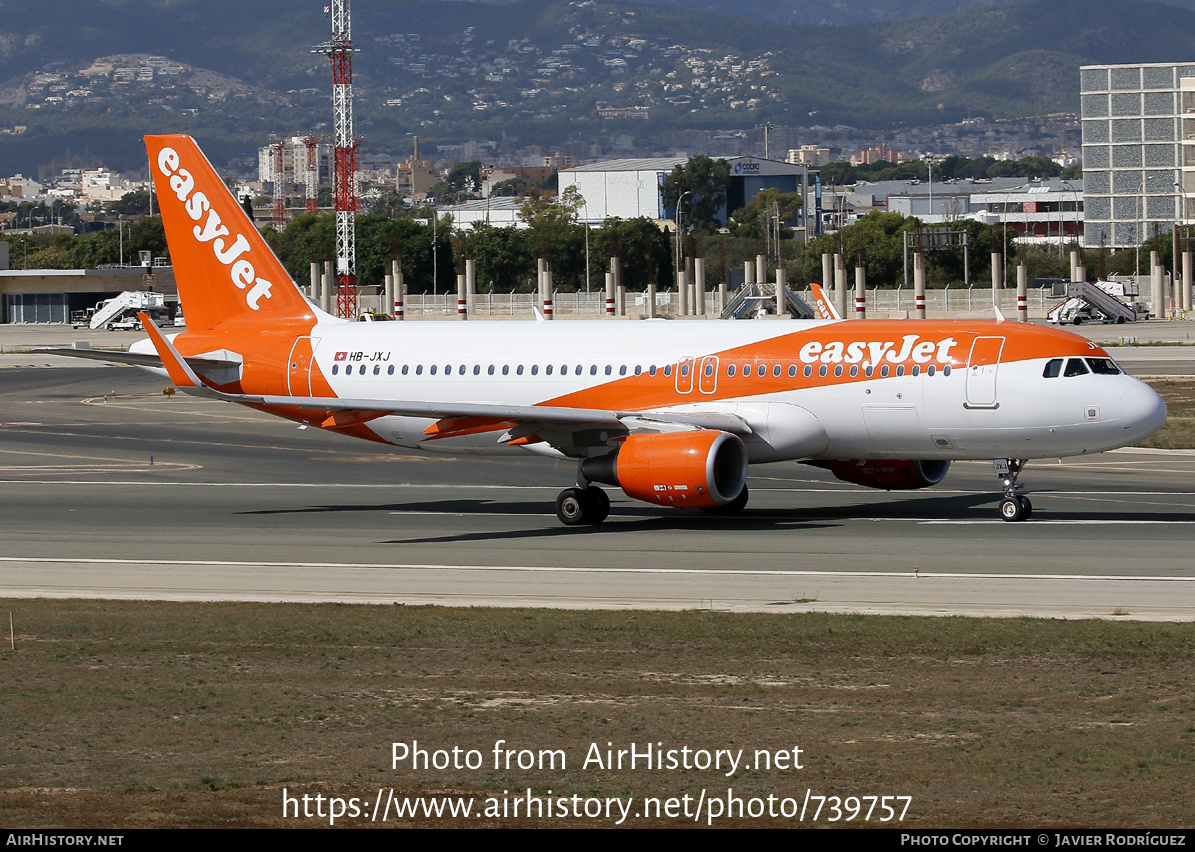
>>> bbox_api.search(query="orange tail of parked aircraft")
[47,135,1168,526]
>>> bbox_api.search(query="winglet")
[137,312,212,394]
[809,283,842,320]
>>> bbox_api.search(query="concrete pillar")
[1070,249,1080,283]
[543,265,554,319]
[775,267,786,317]
[465,258,476,317]
[913,252,926,319]
[718,273,727,317]
[322,260,334,315]
[456,272,467,320]
[854,265,866,319]
[617,284,626,317]
[821,253,832,296]
[694,257,705,316]
[393,259,404,320]
[1017,261,1028,322]
[605,272,615,316]
[384,271,393,318]
[991,252,1002,308]
[1183,251,1193,312]
[646,281,656,319]
[678,264,689,316]
[309,261,320,304]
[755,254,766,291]
[834,254,847,319]
[1151,251,1165,318]
[744,260,755,286]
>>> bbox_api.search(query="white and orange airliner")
[55,136,1169,525]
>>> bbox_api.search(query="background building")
[1080,62,1195,248]
[559,156,803,226]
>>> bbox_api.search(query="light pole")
[1059,180,1076,257]
[922,153,941,224]
[1174,181,1184,319]
[758,122,773,159]
[581,200,591,294]
[675,190,692,288]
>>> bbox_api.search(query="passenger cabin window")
[1043,358,1063,378]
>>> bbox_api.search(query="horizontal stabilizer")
[31,347,242,372]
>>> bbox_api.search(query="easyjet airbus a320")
[52,136,1168,525]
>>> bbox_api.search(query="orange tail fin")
[146,135,317,332]
[809,283,841,320]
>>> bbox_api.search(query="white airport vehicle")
[48,136,1168,525]
[88,290,170,331]
[1047,280,1140,325]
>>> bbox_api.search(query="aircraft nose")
[1120,382,1167,444]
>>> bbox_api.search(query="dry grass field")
[2,600,1193,828]
[1141,380,1195,449]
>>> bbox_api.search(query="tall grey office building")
[1080,62,1195,248]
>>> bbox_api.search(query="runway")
[1,365,1193,620]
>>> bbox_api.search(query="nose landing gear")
[995,458,1032,522]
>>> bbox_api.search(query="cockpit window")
[1086,358,1121,375]
[1063,358,1089,377]
[1043,358,1062,378]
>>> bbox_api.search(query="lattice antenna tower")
[313,0,360,318]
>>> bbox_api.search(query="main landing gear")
[995,458,1032,522]
[555,485,610,526]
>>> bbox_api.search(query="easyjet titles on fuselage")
[797,334,959,367]
[156,146,274,311]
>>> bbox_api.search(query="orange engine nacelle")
[582,430,748,508]
[823,459,951,490]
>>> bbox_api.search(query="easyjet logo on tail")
[156,147,273,311]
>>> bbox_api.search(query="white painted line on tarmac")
[923,519,1195,525]
[0,555,1192,582]
[0,480,1192,497]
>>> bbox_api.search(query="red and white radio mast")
[314,0,359,318]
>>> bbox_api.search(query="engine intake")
[582,430,747,508]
